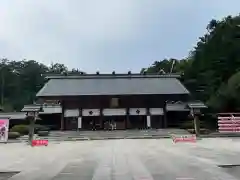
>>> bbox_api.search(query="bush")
[37,131,49,136]
[8,132,21,139]
[34,124,50,133]
[10,125,29,135]
[180,120,193,129]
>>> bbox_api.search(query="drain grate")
[218,164,240,168]
[0,172,20,180]
[218,164,240,179]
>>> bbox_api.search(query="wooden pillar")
[78,108,82,130]
[126,108,129,129]
[147,108,151,129]
[163,101,167,128]
[60,101,65,131]
[100,108,104,130]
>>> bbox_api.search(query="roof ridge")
[46,73,181,79]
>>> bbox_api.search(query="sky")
[0,1,239,73]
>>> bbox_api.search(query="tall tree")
[143,14,240,112]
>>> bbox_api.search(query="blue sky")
[0,1,239,73]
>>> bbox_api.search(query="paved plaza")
[1,138,240,180]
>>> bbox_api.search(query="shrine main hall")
[36,73,193,130]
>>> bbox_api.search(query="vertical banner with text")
[0,119,9,142]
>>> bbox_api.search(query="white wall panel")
[82,109,100,116]
[129,108,147,115]
[103,108,126,116]
[64,109,79,117]
[149,108,163,115]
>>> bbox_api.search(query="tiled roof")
[37,74,189,97]
[187,101,207,109]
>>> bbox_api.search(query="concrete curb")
[200,134,240,138]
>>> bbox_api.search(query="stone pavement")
[1,138,240,179]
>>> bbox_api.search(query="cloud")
[0,0,239,73]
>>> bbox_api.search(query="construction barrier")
[32,140,48,146]
[171,134,196,143]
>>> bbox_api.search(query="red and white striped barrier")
[171,134,196,143]
[218,114,240,133]
[32,140,48,146]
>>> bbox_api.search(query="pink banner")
[171,134,196,143]
[0,119,9,142]
[32,140,48,146]
[218,115,240,133]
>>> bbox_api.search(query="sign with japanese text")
[32,140,48,146]
[171,134,196,143]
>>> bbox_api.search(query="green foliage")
[143,14,240,113]
[8,132,21,139]
[37,131,49,136]
[0,59,84,111]
[10,125,29,135]
[34,124,50,132]
[208,72,240,111]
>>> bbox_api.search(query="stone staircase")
[16,129,190,142]
[12,129,240,143]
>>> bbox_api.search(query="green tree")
[143,14,240,112]
[208,72,240,112]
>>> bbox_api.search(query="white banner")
[147,116,151,128]
[78,117,82,129]
[0,119,9,142]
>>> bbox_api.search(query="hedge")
[10,125,29,135]
[37,131,49,136]
[10,124,50,135]
[34,124,50,133]
[8,132,21,139]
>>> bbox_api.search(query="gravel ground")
[0,138,240,180]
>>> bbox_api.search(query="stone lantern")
[21,104,43,145]
[187,101,207,137]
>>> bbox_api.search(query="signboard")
[32,140,48,146]
[171,134,196,143]
[0,119,9,142]
[218,114,240,133]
